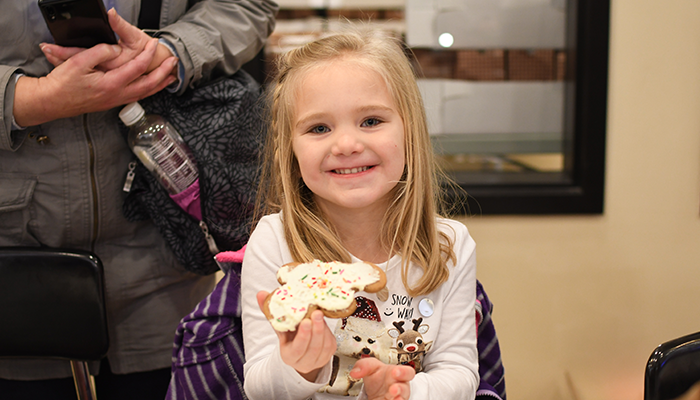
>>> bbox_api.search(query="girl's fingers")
[394,365,415,382]
[389,384,399,398]
[309,311,334,365]
[255,291,269,311]
[255,290,290,346]
[256,292,332,373]
[389,382,410,400]
[310,311,326,353]
[319,314,337,359]
[290,317,313,360]
[349,357,381,379]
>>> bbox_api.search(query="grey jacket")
[0,0,277,380]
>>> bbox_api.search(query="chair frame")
[645,331,700,400]
[0,247,109,400]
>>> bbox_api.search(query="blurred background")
[258,1,700,398]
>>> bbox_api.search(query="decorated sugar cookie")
[262,260,387,332]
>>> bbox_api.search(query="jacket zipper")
[84,114,99,251]
[199,220,220,255]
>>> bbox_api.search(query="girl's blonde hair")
[256,28,456,296]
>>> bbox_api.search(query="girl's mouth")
[333,166,371,175]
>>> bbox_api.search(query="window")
[269,0,609,214]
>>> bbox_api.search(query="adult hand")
[13,38,177,127]
[350,357,415,400]
[41,8,176,75]
[256,291,337,382]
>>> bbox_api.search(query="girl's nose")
[331,127,364,156]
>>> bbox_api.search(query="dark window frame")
[445,0,610,215]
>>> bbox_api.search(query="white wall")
[460,1,700,398]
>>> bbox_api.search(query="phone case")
[38,0,117,48]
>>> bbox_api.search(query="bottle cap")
[119,102,146,126]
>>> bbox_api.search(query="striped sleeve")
[166,266,248,400]
[475,280,507,400]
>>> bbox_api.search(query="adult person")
[0,1,277,399]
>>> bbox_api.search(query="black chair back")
[0,247,109,400]
[645,331,700,400]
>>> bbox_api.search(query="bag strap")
[138,0,205,30]
[138,0,163,30]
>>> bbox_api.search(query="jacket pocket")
[0,2,27,45]
[0,174,37,246]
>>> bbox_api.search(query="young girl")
[241,28,479,400]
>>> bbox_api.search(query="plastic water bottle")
[119,102,198,195]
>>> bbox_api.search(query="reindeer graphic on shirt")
[388,317,433,373]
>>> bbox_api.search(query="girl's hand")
[256,291,337,382]
[350,357,416,400]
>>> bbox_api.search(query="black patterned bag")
[120,70,265,275]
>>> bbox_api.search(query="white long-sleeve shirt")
[241,213,479,400]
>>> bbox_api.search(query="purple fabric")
[475,280,506,400]
[166,264,247,400]
[166,273,504,400]
[169,179,202,220]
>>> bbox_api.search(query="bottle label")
[147,133,197,193]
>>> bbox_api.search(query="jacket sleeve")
[157,0,278,93]
[0,65,26,152]
[475,280,507,400]
[166,269,248,400]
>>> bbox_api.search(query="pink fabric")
[475,299,483,338]
[215,245,247,263]
[169,179,202,220]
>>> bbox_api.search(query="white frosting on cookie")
[268,260,382,332]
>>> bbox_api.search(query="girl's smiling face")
[292,60,406,218]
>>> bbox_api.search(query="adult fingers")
[112,60,176,106]
[42,50,65,68]
[98,8,155,72]
[108,7,145,46]
[64,43,123,71]
[105,38,159,86]
[40,43,83,67]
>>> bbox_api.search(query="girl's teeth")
[336,166,369,174]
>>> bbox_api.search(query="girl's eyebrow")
[357,105,395,114]
[295,105,395,128]
[295,112,328,129]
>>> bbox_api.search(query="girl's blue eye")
[362,118,382,127]
[310,125,330,134]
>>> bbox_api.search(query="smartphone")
[38,0,118,48]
